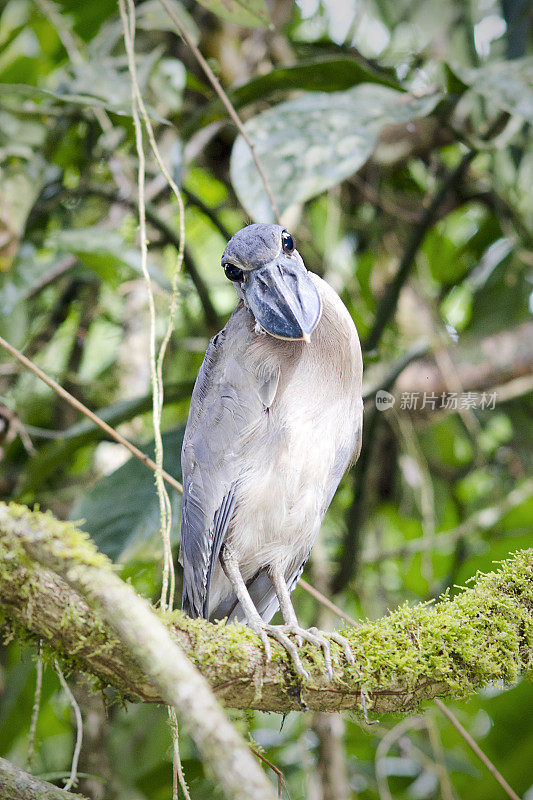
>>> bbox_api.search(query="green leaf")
[0,81,168,122]
[137,0,200,42]
[452,57,533,123]
[46,227,171,289]
[71,427,184,562]
[193,0,271,28]
[441,283,473,331]
[230,85,441,221]
[189,57,400,132]
[231,57,399,103]
[443,62,469,96]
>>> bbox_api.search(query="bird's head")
[221,223,322,342]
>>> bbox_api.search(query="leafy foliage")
[0,0,532,798]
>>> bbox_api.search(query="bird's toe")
[265,625,309,680]
[306,627,334,679]
[328,631,355,666]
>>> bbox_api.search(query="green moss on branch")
[0,502,531,715]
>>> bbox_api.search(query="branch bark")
[0,503,531,718]
[0,756,87,800]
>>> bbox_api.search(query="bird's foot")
[246,618,355,681]
[281,626,355,680]
[279,624,335,679]
[248,620,355,680]
[245,617,309,679]
[309,627,355,668]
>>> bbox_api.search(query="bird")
[180,223,363,678]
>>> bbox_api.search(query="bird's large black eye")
[223,263,244,282]
[281,231,294,254]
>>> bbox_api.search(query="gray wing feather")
[181,307,279,619]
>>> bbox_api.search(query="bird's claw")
[304,626,355,676]
[248,619,354,681]
[265,625,309,680]
[326,630,355,665]
[247,618,308,678]
[287,625,334,679]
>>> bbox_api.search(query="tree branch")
[0,756,87,800]
[70,183,222,331]
[1,503,531,718]
[0,503,278,800]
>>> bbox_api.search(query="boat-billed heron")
[180,223,363,678]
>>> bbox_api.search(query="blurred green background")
[0,0,532,798]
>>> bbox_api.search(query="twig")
[54,661,83,792]
[362,340,430,401]
[0,334,183,493]
[66,184,220,330]
[182,187,233,240]
[298,578,359,627]
[32,0,83,68]
[26,257,77,300]
[434,698,521,800]
[332,404,380,593]
[250,746,286,798]
[376,716,427,800]
[158,0,281,224]
[332,342,429,593]
[364,111,510,354]
[425,712,456,800]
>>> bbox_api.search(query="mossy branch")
[0,503,278,800]
[0,756,88,800]
[0,502,532,718]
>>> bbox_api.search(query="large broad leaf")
[193,0,270,28]
[71,426,184,562]
[451,57,533,123]
[187,56,400,133]
[230,84,441,221]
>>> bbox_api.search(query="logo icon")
[375,390,395,411]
